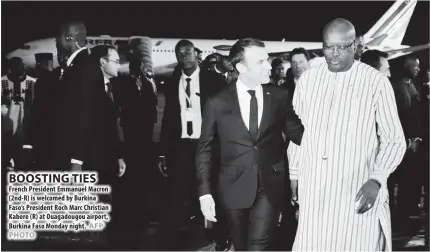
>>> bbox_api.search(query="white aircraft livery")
[5,0,429,78]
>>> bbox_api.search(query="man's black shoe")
[215,237,232,251]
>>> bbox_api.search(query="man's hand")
[408,138,421,152]
[355,179,381,214]
[70,163,82,172]
[157,156,167,178]
[291,179,298,203]
[200,196,217,222]
[118,158,126,177]
[1,104,9,115]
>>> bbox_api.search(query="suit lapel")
[199,71,206,111]
[227,83,253,141]
[62,50,89,81]
[256,85,272,141]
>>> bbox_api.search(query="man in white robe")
[288,18,406,251]
[1,57,36,167]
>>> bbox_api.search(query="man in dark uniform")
[111,58,158,249]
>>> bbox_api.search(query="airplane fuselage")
[6,36,322,78]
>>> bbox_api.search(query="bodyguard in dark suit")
[112,58,157,169]
[48,20,92,171]
[19,21,90,171]
[110,58,157,249]
[196,38,304,251]
[21,56,65,171]
[157,40,227,250]
[390,56,424,220]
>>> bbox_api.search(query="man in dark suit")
[157,39,228,250]
[196,38,304,251]
[390,56,424,222]
[26,20,90,172]
[110,58,157,249]
[86,45,129,249]
[20,52,66,171]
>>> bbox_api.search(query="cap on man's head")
[8,57,24,69]
[271,58,284,68]
[35,53,53,62]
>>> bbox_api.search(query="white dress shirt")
[214,65,228,80]
[104,77,110,92]
[66,47,87,67]
[236,78,264,129]
[179,67,202,139]
[199,78,264,201]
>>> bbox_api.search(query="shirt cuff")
[289,168,298,180]
[23,145,33,149]
[199,194,213,201]
[369,171,388,189]
[71,159,83,165]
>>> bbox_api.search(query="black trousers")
[389,150,425,217]
[110,129,154,249]
[160,139,229,249]
[159,139,200,249]
[225,187,279,251]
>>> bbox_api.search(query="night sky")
[2,1,429,67]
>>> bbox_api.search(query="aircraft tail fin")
[363,0,417,49]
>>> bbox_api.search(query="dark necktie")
[248,90,258,142]
[185,78,193,136]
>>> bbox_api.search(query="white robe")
[1,75,36,137]
[288,61,406,251]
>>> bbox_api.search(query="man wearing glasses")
[287,18,406,251]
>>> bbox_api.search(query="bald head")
[404,55,418,65]
[323,18,356,42]
[404,55,420,78]
[61,20,87,46]
[56,20,87,56]
[322,18,357,73]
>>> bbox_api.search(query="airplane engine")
[128,36,154,77]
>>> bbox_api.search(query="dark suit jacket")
[52,50,122,176]
[24,69,62,163]
[196,82,304,209]
[2,115,14,169]
[159,68,227,157]
[112,75,157,142]
[391,78,422,138]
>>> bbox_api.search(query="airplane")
[5,0,429,79]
